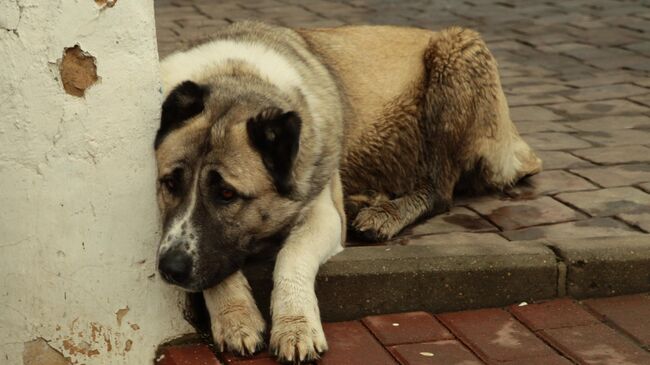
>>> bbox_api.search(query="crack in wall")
[0,0,24,35]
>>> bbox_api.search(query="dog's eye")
[217,188,237,203]
[160,168,183,195]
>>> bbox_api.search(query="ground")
[159,294,650,365]
[153,0,650,364]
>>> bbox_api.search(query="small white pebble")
[392,323,400,327]
[419,352,434,357]
[518,302,528,307]
[385,248,391,251]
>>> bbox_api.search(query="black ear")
[247,107,302,195]
[155,80,209,149]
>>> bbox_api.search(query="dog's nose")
[158,248,192,285]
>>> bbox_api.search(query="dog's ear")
[247,107,301,195]
[155,80,209,149]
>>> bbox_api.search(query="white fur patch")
[269,182,343,361]
[162,41,302,97]
[158,169,200,258]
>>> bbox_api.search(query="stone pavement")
[157,293,650,364]
[154,0,650,244]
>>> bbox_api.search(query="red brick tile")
[509,299,600,331]
[540,323,650,364]
[499,355,574,365]
[388,340,483,365]
[320,321,398,365]
[226,358,278,365]
[222,351,273,365]
[362,312,454,346]
[157,345,221,365]
[437,308,557,363]
[583,294,650,346]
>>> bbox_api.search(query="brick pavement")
[154,0,650,244]
[157,293,650,364]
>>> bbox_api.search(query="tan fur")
[155,21,541,362]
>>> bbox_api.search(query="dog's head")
[154,79,307,292]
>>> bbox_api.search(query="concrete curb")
[242,236,650,322]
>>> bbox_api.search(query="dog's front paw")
[211,302,266,355]
[351,204,400,242]
[270,315,327,363]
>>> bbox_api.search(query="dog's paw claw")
[351,205,399,242]
[270,315,327,363]
[212,305,266,356]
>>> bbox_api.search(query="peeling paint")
[59,45,99,97]
[115,307,129,326]
[95,0,117,8]
[22,338,71,365]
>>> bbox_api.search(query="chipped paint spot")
[124,339,133,352]
[59,45,98,97]
[115,306,129,326]
[23,338,71,365]
[95,0,117,8]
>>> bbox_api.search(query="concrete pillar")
[0,1,192,364]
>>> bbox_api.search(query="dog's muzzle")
[158,247,193,286]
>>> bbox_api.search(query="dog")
[154,21,541,363]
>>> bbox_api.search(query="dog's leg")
[204,270,266,355]
[269,178,344,363]
[351,184,454,242]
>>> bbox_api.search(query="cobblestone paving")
[157,293,650,364]
[155,0,650,243]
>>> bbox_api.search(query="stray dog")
[154,21,541,363]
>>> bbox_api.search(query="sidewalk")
[158,293,650,364]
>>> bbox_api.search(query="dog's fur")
[154,21,541,363]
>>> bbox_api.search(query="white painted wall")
[0,1,193,364]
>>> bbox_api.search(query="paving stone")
[563,72,646,88]
[502,217,641,241]
[577,129,650,147]
[499,355,574,365]
[569,115,650,132]
[510,106,564,121]
[437,309,557,363]
[468,196,584,230]
[535,150,594,170]
[523,132,592,150]
[564,83,649,102]
[507,93,571,107]
[630,93,650,107]
[556,187,650,217]
[157,345,221,365]
[405,232,509,246]
[388,341,483,365]
[617,212,650,233]
[221,351,273,365]
[224,356,277,365]
[572,164,650,187]
[513,121,574,134]
[507,170,597,198]
[548,100,649,118]
[583,294,650,347]
[545,236,650,298]
[507,83,571,94]
[362,312,453,346]
[402,207,497,236]
[639,182,650,193]
[320,321,398,365]
[572,145,650,164]
[509,299,599,331]
[540,323,650,364]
